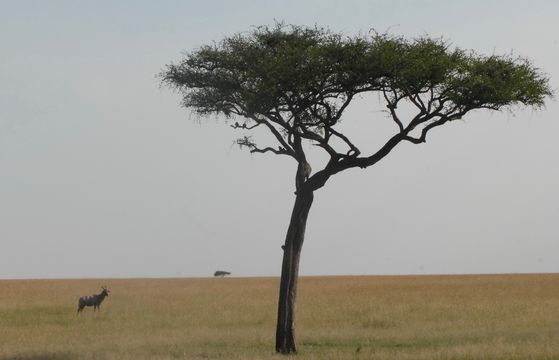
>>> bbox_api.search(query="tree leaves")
[161,23,552,191]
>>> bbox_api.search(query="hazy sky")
[1,0,557,279]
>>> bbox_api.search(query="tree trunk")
[275,191,314,354]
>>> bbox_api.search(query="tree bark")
[275,190,314,354]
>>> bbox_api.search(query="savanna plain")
[1,274,559,360]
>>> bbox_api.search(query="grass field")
[1,274,559,360]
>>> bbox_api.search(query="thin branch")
[251,146,291,155]
[231,121,261,130]
[408,92,427,114]
[329,127,361,157]
[226,101,297,158]
[414,93,427,112]
[236,136,291,156]
[281,92,340,160]
[260,114,297,157]
[403,108,470,144]
[332,93,354,123]
[383,89,404,132]
[427,87,435,113]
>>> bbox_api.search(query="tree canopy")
[162,25,551,194]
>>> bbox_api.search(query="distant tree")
[161,24,551,354]
[214,270,231,277]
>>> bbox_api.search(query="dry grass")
[1,274,559,359]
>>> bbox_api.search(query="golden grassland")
[1,274,559,360]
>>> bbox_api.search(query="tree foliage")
[162,24,551,194]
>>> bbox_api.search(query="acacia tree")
[161,24,551,354]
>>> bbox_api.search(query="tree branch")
[383,88,404,132]
[231,121,261,130]
[236,136,292,156]
[261,114,297,157]
[328,127,361,157]
[403,109,469,144]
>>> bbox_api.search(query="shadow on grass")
[0,353,74,360]
[301,333,486,351]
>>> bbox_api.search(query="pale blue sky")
[1,1,558,279]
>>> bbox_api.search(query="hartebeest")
[77,286,110,314]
